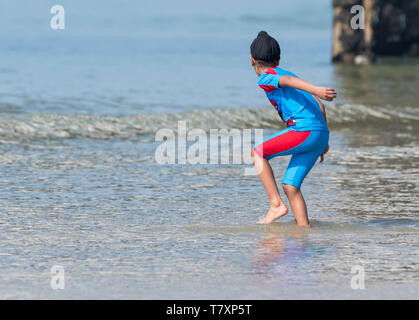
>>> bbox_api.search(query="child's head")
[250,31,280,73]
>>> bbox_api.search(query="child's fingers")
[320,146,329,162]
[319,88,336,101]
[326,88,337,100]
[320,89,336,101]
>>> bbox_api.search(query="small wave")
[0,104,417,140]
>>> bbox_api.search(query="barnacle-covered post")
[332,0,419,64]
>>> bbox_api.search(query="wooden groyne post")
[332,0,419,64]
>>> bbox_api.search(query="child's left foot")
[260,203,288,224]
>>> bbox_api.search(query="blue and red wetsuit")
[253,67,329,189]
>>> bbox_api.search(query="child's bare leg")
[251,149,288,223]
[282,184,309,226]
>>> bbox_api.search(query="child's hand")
[320,145,329,163]
[315,87,336,101]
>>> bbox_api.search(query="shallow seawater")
[0,127,417,299]
[0,0,418,299]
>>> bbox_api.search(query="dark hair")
[250,31,281,67]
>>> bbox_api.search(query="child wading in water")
[250,31,336,227]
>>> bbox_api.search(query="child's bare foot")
[260,203,288,224]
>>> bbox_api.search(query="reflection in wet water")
[252,230,309,286]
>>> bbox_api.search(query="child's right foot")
[260,203,288,224]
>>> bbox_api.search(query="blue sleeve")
[258,72,281,92]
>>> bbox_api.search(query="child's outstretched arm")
[279,76,336,101]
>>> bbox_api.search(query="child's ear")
[250,56,256,66]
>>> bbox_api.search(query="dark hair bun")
[258,31,268,37]
[250,31,281,64]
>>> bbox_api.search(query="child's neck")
[256,65,277,76]
[257,67,270,76]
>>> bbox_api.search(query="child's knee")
[282,184,299,195]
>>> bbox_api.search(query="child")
[250,31,336,227]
